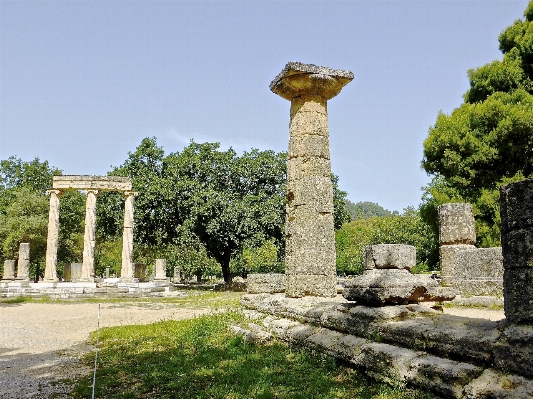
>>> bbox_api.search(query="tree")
[345,200,397,221]
[421,1,533,257]
[335,207,437,275]
[101,137,350,283]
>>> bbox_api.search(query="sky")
[0,0,530,212]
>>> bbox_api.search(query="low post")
[3,260,16,280]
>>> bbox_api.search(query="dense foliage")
[336,207,437,275]
[345,200,397,221]
[421,1,533,258]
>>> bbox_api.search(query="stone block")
[287,157,331,181]
[502,229,533,270]
[52,175,132,191]
[63,263,83,282]
[500,178,533,234]
[154,259,167,280]
[342,269,445,305]
[247,273,286,294]
[285,274,337,298]
[134,264,148,282]
[440,244,476,286]
[289,96,327,118]
[464,369,533,399]
[493,324,533,379]
[504,268,533,324]
[288,134,330,160]
[286,177,334,212]
[3,260,16,280]
[438,203,476,245]
[363,244,416,271]
[16,242,30,280]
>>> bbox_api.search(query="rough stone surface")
[238,296,530,398]
[63,263,82,282]
[52,175,132,191]
[247,273,286,294]
[443,247,504,296]
[440,244,476,287]
[438,203,476,245]
[15,243,30,281]
[272,62,352,298]
[500,178,533,324]
[270,62,353,101]
[134,263,147,282]
[341,269,453,305]
[44,189,61,281]
[363,244,416,271]
[154,258,167,280]
[3,260,15,280]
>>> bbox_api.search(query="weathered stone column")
[438,203,477,286]
[80,189,99,282]
[500,178,533,324]
[15,243,30,281]
[270,62,353,297]
[120,191,137,281]
[3,260,16,280]
[44,189,62,282]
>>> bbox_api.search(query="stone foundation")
[247,273,285,294]
[240,293,533,398]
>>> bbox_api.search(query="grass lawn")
[71,293,431,399]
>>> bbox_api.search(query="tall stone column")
[500,178,533,324]
[120,191,137,281]
[15,243,30,281]
[81,189,99,282]
[44,189,62,282]
[270,62,353,297]
[438,203,477,287]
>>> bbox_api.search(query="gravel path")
[0,302,210,399]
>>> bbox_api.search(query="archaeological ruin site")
[1,62,532,398]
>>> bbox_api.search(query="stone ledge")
[238,297,533,398]
[241,294,533,381]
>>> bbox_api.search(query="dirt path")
[0,302,210,399]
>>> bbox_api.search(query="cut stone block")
[63,263,83,282]
[363,244,416,271]
[16,243,30,281]
[438,203,476,245]
[285,274,337,298]
[247,273,286,294]
[341,269,454,305]
[154,259,167,280]
[500,178,533,234]
[503,268,533,324]
[134,264,147,282]
[501,229,533,270]
[3,260,15,280]
[440,244,476,286]
[286,176,334,212]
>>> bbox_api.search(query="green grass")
[73,311,431,399]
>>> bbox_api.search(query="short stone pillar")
[105,267,110,279]
[173,266,181,282]
[63,263,83,282]
[270,62,353,298]
[500,178,533,324]
[3,260,16,280]
[154,259,167,280]
[81,190,99,282]
[120,191,137,281]
[438,203,477,286]
[15,243,30,281]
[44,189,62,282]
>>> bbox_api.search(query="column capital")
[46,189,64,197]
[123,191,138,198]
[270,62,353,101]
[83,189,100,196]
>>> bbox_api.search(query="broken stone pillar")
[120,191,137,281]
[154,259,167,280]
[105,267,110,279]
[15,243,30,281]
[174,266,181,282]
[63,263,83,282]
[500,178,533,324]
[438,203,476,286]
[81,189,98,282]
[270,62,353,298]
[3,260,16,280]
[44,189,62,282]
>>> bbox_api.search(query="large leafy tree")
[100,137,349,283]
[421,1,533,258]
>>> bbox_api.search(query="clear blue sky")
[0,0,529,212]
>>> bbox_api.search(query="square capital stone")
[270,62,353,101]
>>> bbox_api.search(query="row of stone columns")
[42,189,137,283]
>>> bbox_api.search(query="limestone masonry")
[271,62,353,298]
